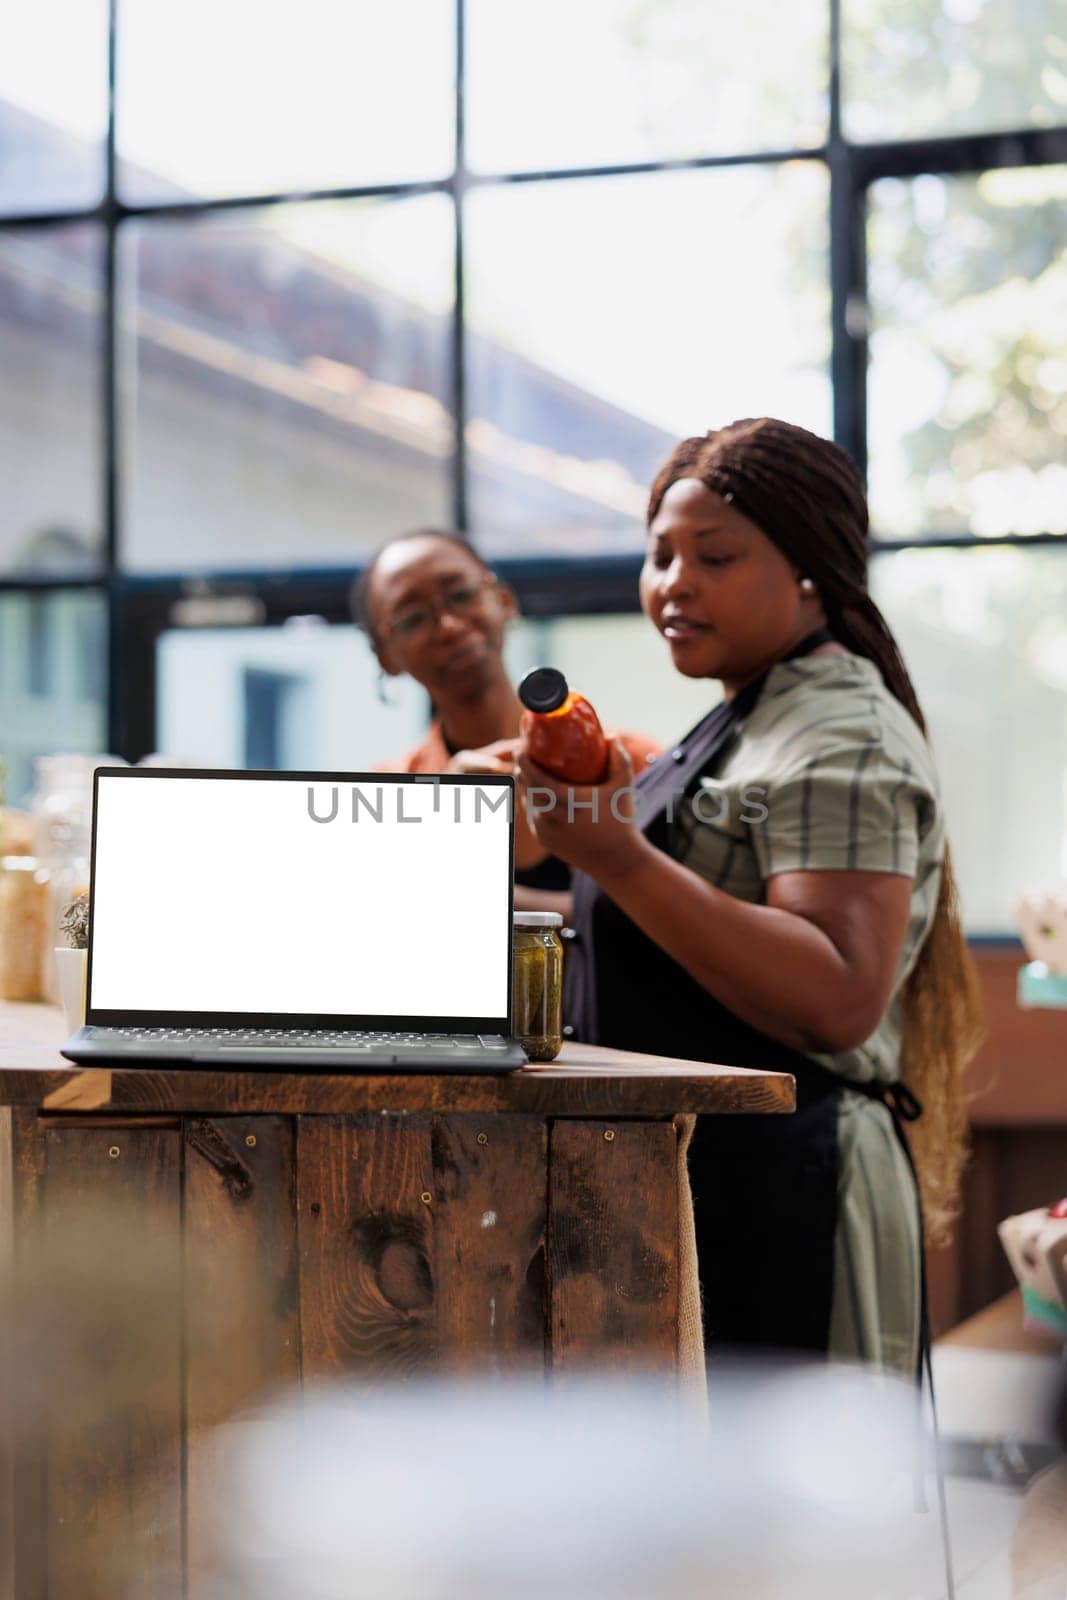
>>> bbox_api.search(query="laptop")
[61,767,527,1072]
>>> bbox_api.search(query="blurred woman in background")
[517,419,984,1372]
[353,528,660,913]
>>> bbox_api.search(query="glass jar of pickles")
[512,911,564,1062]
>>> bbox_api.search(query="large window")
[116,0,455,201]
[0,591,108,805]
[121,196,455,571]
[872,546,1067,932]
[464,163,830,555]
[843,0,1066,141]
[2,1,1065,930]
[465,0,829,170]
[0,226,104,575]
[868,164,1067,539]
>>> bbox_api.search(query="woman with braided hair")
[516,417,984,1371]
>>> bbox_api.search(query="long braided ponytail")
[649,419,985,1242]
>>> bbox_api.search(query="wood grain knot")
[351,1213,433,1314]
[185,1120,254,1202]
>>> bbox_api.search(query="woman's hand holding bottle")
[515,737,642,879]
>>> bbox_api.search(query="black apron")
[563,630,923,1361]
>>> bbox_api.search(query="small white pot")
[54,947,88,1031]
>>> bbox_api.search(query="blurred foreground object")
[201,1369,925,1600]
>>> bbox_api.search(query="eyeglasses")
[385,576,497,641]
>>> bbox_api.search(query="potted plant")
[56,892,89,1030]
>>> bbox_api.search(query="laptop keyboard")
[83,1027,511,1051]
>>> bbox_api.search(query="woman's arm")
[517,743,912,1055]
[596,839,911,1054]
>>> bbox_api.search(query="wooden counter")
[0,1002,793,1600]
[0,1002,797,1118]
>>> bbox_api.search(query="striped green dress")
[673,650,944,1372]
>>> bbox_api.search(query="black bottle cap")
[518,666,569,714]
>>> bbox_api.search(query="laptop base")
[62,1026,527,1074]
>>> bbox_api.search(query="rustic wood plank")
[40,1124,183,1600]
[1,1109,48,1599]
[0,1056,796,1120]
[41,1068,113,1111]
[0,1065,797,1118]
[184,1115,299,1594]
[432,1114,547,1372]
[297,1114,437,1382]
[549,1119,679,1374]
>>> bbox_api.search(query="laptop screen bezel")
[85,766,517,1034]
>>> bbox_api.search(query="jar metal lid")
[513,911,563,927]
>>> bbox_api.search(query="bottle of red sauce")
[517,667,609,785]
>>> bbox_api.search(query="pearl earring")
[799,577,816,595]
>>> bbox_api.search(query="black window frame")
[0,0,1064,766]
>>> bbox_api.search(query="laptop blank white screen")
[88,774,513,1022]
